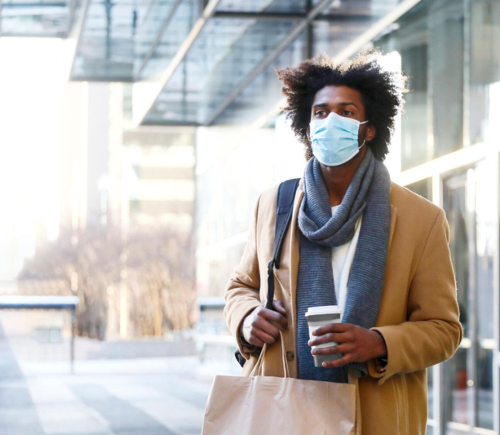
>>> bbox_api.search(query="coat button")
[286,351,295,361]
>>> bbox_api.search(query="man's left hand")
[308,323,387,368]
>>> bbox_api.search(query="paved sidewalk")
[0,322,222,435]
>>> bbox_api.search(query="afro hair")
[276,49,407,161]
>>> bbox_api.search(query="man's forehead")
[312,86,363,107]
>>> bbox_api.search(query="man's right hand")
[239,300,288,347]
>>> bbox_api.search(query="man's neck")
[319,148,367,207]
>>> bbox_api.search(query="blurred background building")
[0,0,499,434]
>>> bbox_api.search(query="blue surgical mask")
[309,112,369,166]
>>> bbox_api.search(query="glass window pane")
[429,0,464,158]
[375,0,466,171]
[477,349,494,429]
[441,162,496,432]
[405,178,432,201]
[375,1,431,171]
[442,172,469,429]
[474,161,495,430]
[428,367,434,420]
[469,0,500,146]
[400,42,430,171]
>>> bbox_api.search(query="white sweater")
[331,205,363,314]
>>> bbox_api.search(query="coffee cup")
[305,305,342,367]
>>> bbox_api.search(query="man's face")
[307,85,376,147]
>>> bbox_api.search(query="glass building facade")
[194,1,500,434]
[375,2,500,431]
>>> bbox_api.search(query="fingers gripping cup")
[305,306,342,367]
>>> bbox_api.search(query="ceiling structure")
[1,0,419,126]
[1,0,75,36]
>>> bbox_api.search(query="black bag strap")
[234,178,300,367]
[265,178,300,310]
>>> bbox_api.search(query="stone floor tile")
[68,384,176,435]
[0,408,44,434]
[35,402,112,434]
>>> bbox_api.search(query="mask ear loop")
[358,120,369,150]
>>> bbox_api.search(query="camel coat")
[223,179,462,435]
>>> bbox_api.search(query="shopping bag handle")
[249,331,289,378]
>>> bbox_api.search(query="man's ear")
[306,125,311,141]
[367,125,376,142]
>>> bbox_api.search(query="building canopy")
[2,0,409,125]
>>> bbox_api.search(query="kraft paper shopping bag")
[202,333,359,435]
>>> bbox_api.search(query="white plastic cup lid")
[305,305,342,316]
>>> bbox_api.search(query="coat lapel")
[389,204,397,250]
[287,181,304,339]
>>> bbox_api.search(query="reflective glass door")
[441,163,495,434]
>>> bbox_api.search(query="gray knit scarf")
[296,148,391,383]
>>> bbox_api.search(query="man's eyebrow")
[339,102,358,107]
[312,102,358,108]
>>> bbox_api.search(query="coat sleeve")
[223,194,263,360]
[370,208,463,384]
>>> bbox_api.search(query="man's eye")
[315,110,326,117]
[341,110,353,116]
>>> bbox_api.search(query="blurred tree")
[18,226,196,340]
[125,228,196,337]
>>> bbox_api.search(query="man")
[223,50,462,434]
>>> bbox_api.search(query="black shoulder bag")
[234,178,300,368]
